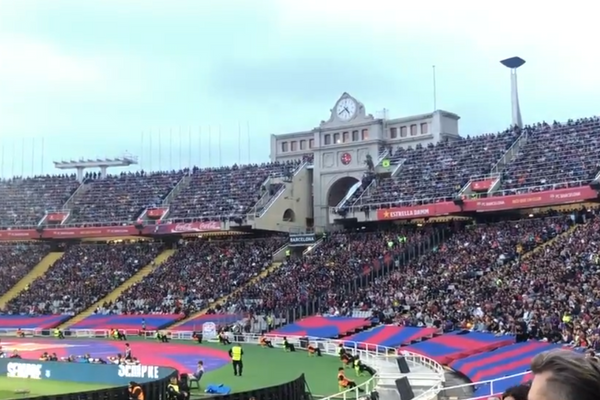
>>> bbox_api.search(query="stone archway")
[282,208,296,222]
[327,176,360,207]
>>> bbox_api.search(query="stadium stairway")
[58,249,176,330]
[0,251,65,309]
[168,261,283,329]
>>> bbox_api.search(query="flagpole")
[188,127,192,168]
[198,126,202,169]
[11,140,15,176]
[169,128,173,170]
[158,129,162,170]
[141,131,145,170]
[0,141,4,178]
[40,137,44,175]
[21,138,25,176]
[208,125,212,166]
[31,137,35,176]
[178,127,183,170]
[218,125,222,166]
[432,65,437,111]
[238,122,242,163]
[246,121,250,164]
[149,129,153,171]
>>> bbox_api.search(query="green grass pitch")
[0,339,372,399]
[197,341,371,397]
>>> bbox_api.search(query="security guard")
[166,376,182,400]
[128,381,144,400]
[229,343,244,376]
[285,249,291,258]
[53,328,64,339]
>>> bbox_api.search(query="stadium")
[0,89,599,400]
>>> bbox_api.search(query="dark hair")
[530,349,600,400]
[502,384,530,400]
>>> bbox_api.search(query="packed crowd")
[0,243,51,298]
[497,117,600,195]
[348,128,522,207]
[4,241,163,315]
[167,161,303,222]
[347,215,575,327]
[103,236,287,315]
[0,175,79,227]
[228,227,440,314]
[68,171,186,224]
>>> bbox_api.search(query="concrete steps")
[169,261,282,329]
[0,252,64,309]
[58,249,176,329]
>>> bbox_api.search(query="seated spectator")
[4,241,163,315]
[167,161,303,222]
[346,127,522,209]
[228,226,436,315]
[498,117,600,195]
[106,237,286,315]
[68,170,185,225]
[0,175,79,228]
[0,243,51,301]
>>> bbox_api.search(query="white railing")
[444,370,530,400]
[0,329,444,400]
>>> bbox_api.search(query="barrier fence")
[0,328,446,400]
[443,371,531,400]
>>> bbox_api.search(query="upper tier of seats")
[3,241,164,315]
[0,175,79,227]
[166,161,301,221]
[497,117,600,195]
[348,128,521,207]
[68,171,185,224]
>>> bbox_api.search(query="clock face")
[341,152,352,165]
[336,98,357,121]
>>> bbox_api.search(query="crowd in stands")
[348,128,522,208]
[167,161,303,222]
[228,227,439,314]
[0,243,51,297]
[68,171,185,224]
[103,237,286,315]
[497,117,600,195]
[3,241,163,315]
[0,175,79,227]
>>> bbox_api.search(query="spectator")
[0,243,51,301]
[4,241,163,315]
[107,237,286,315]
[0,175,79,228]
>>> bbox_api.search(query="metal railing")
[443,371,530,400]
[0,329,444,400]
[490,180,590,197]
[490,128,530,175]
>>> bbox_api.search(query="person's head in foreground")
[529,349,600,400]
[502,384,530,400]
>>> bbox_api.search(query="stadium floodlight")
[500,57,526,129]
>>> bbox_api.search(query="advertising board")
[0,359,175,385]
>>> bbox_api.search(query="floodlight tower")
[500,56,526,129]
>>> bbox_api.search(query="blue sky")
[0,1,598,177]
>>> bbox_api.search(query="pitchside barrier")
[0,328,445,400]
[0,357,177,400]
[442,371,531,400]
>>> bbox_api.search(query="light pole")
[500,57,526,129]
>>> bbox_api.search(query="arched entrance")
[327,176,360,207]
[282,209,296,222]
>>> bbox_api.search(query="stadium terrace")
[1,94,600,400]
